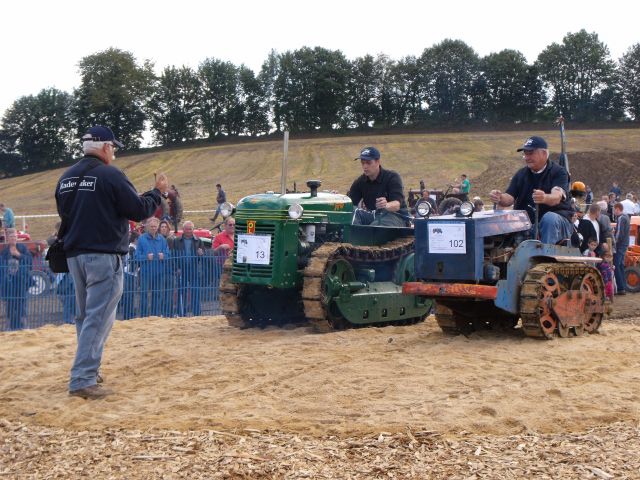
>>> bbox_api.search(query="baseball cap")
[355,146,381,161]
[81,125,124,148]
[516,136,547,152]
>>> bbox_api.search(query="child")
[598,252,615,302]
[583,238,598,257]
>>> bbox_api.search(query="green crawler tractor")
[219,180,432,332]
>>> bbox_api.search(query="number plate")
[428,223,466,254]
[236,234,271,265]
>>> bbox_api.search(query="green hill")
[2,128,639,240]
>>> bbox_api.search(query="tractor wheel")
[625,265,640,293]
[438,197,462,215]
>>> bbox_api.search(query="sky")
[1,0,638,119]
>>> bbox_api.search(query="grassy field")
[2,128,639,240]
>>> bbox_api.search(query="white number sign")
[428,223,466,254]
[236,234,271,265]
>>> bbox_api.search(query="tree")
[147,66,200,146]
[536,30,616,121]
[258,50,280,132]
[238,65,270,136]
[74,48,155,149]
[1,88,75,172]
[274,47,350,132]
[347,55,382,129]
[418,39,481,123]
[619,44,640,120]
[198,58,243,139]
[478,49,545,122]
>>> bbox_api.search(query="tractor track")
[520,262,607,339]
[220,237,417,331]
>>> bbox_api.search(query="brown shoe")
[96,372,104,384]
[69,385,112,399]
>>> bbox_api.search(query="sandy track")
[1,311,639,437]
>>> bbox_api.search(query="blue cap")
[517,136,547,152]
[81,125,124,148]
[355,146,381,161]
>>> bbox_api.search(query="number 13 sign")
[236,234,271,265]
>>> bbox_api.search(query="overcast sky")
[1,0,638,119]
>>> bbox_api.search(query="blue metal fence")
[0,253,225,331]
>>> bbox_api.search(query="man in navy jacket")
[55,126,168,399]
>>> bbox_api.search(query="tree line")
[1,29,639,176]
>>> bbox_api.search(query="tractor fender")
[494,240,588,314]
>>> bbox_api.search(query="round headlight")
[220,202,235,218]
[459,201,474,217]
[288,204,304,219]
[415,199,432,218]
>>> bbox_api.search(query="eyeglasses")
[108,142,118,152]
[227,223,236,227]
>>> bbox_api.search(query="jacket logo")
[247,220,256,234]
[59,176,97,194]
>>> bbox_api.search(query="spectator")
[119,231,140,320]
[585,185,593,207]
[159,220,175,248]
[166,185,183,230]
[454,174,471,201]
[136,217,169,317]
[213,216,235,259]
[577,204,604,256]
[598,252,615,302]
[0,228,32,330]
[489,136,574,245]
[210,183,227,223]
[621,193,640,216]
[0,204,15,229]
[158,220,176,316]
[610,181,622,200]
[172,220,205,316]
[607,192,617,221]
[597,204,615,255]
[583,238,598,257]
[613,202,630,295]
[55,125,166,399]
[420,189,438,214]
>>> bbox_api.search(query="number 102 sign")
[428,223,466,254]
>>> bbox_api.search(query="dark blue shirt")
[505,161,573,224]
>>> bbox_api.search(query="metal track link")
[302,237,416,333]
[520,262,606,339]
[219,257,246,328]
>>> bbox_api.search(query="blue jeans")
[68,254,123,392]
[614,249,627,292]
[537,211,574,245]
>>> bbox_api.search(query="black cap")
[355,146,381,161]
[81,125,124,148]
[516,136,547,152]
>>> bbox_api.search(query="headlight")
[415,199,432,218]
[288,204,304,219]
[458,201,474,217]
[220,202,235,218]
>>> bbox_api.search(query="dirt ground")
[1,294,639,478]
